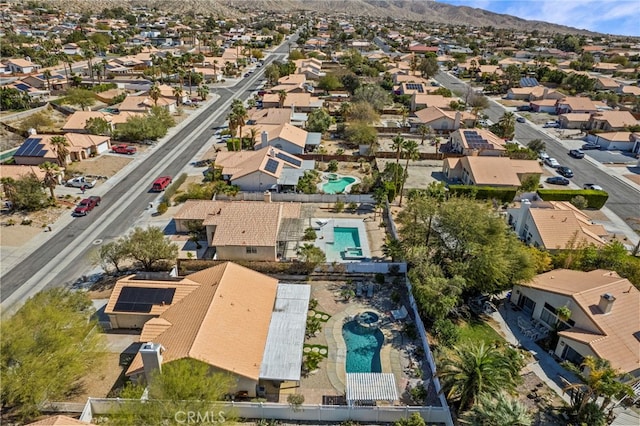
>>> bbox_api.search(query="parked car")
[543,121,560,128]
[73,196,101,216]
[151,176,172,192]
[517,105,532,111]
[557,166,574,178]
[65,176,97,188]
[544,157,560,168]
[538,151,550,161]
[112,144,137,155]
[583,183,603,190]
[244,73,250,77]
[546,176,570,186]
[581,143,600,150]
[569,149,585,159]
[516,116,526,123]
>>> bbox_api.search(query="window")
[517,295,536,315]
[245,246,257,254]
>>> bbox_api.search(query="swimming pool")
[342,320,384,373]
[327,227,362,260]
[322,176,356,194]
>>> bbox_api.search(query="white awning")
[346,373,398,405]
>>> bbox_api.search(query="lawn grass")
[458,319,505,347]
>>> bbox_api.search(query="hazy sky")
[438,0,639,37]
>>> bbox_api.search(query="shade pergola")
[346,373,398,406]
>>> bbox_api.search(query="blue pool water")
[327,227,361,260]
[343,320,384,373]
[323,177,356,194]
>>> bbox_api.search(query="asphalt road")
[0,38,294,312]
[436,71,640,227]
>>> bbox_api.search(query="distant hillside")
[50,0,599,36]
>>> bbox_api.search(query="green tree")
[196,84,209,101]
[306,107,333,133]
[394,412,426,426]
[460,392,532,426]
[341,73,361,95]
[519,175,540,192]
[418,55,439,79]
[228,99,248,144]
[122,226,178,271]
[346,101,379,123]
[317,74,341,92]
[38,161,60,199]
[438,342,521,410]
[562,356,634,423]
[264,63,280,85]
[172,85,183,105]
[84,116,111,136]
[382,237,404,262]
[65,88,96,111]
[98,240,129,273]
[298,243,326,265]
[1,288,104,421]
[418,124,432,145]
[5,174,47,211]
[353,84,391,112]
[49,135,70,166]
[0,87,31,110]
[526,139,545,153]
[345,121,377,150]
[42,69,52,91]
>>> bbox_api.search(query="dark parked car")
[516,116,526,123]
[569,149,585,158]
[546,176,570,186]
[581,143,600,150]
[517,105,532,111]
[557,166,574,178]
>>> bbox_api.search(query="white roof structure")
[346,373,399,406]
[259,284,311,381]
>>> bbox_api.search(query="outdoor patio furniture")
[391,306,408,321]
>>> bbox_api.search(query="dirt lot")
[0,199,77,244]
[66,353,125,402]
[65,153,139,178]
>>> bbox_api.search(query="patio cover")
[259,283,311,381]
[346,373,398,406]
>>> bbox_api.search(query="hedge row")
[161,173,188,204]
[537,189,609,209]
[448,185,518,203]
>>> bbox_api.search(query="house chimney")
[542,88,549,99]
[261,131,268,148]
[515,199,531,236]
[263,190,271,203]
[598,293,615,314]
[454,111,461,129]
[139,342,164,383]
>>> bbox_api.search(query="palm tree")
[248,127,260,147]
[562,356,633,421]
[460,392,532,426]
[42,69,52,91]
[49,135,70,166]
[418,124,432,146]
[212,59,219,82]
[39,161,61,199]
[382,237,403,262]
[229,99,247,148]
[399,139,419,207]
[196,84,209,101]
[438,342,519,410]
[391,134,405,167]
[148,83,161,106]
[372,186,388,222]
[278,90,287,108]
[498,112,516,140]
[173,86,183,106]
[83,47,96,85]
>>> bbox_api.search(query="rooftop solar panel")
[14,137,46,157]
[113,287,176,313]
[264,158,279,173]
[275,152,302,167]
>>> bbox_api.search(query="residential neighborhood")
[1,2,639,426]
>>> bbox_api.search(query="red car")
[74,196,101,216]
[152,176,172,192]
[112,144,137,155]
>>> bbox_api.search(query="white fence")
[345,262,407,274]
[215,192,375,204]
[81,399,453,425]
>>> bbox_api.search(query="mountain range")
[57,0,599,36]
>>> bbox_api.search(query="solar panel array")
[405,83,424,93]
[14,137,46,157]
[463,130,494,150]
[520,77,539,87]
[15,83,32,91]
[275,152,302,167]
[264,158,280,173]
[113,287,176,313]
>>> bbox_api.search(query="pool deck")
[324,302,406,398]
[312,218,372,263]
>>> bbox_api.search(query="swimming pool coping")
[317,172,361,194]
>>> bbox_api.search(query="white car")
[544,157,560,168]
[538,152,550,160]
[65,176,97,188]
[583,183,603,191]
